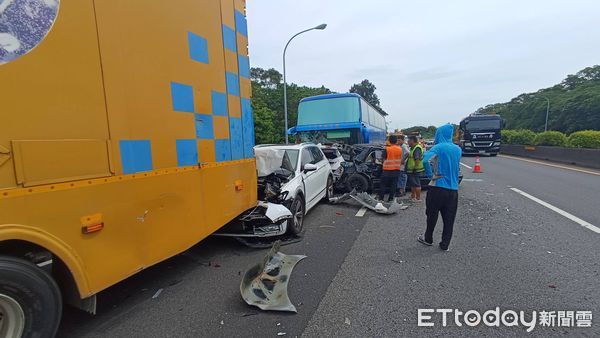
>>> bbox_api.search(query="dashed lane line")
[355,207,368,217]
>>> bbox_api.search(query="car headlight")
[278,191,289,202]
[282,198,293,209]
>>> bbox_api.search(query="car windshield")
[321,149,340,160]
[465,119,501,131]
[282,149,299,172]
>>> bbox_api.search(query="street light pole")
[542,96,550,131]
[283,23,327,144]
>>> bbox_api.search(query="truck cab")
[459,114,504,156]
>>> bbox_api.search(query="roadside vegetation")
[502,129,600,148]
[475,65,600,133]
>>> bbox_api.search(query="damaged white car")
[319,144,345,182]
[215,143,333,242]
[254,143,333,235]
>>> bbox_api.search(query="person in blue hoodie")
[417,124,462,251]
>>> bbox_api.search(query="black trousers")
[378,172,399,202]
[425,186,458,249]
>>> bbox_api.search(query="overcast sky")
[246,0,600,130]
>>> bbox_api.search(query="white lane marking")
[355,207,368,217]
[460,162,473,170]
[499,155,600,176]
[462,178,483,182]
[510,187,600,234]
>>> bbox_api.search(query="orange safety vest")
[383,145,402,171]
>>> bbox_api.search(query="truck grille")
[473,141,493,148]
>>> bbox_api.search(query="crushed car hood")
[255,147,295,177]
[255,148,287,177]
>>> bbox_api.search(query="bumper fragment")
[240,240,306,312]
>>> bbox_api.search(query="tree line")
[475,65,600,133]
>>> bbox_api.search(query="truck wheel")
[287,196,305,236]
[345,174,369,192]
[0,256,62,338]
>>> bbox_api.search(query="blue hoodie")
[423,124,462,190]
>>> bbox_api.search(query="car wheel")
[288,196,305,236]
[324,175,334,202]
[0,256,62,338]
[345,174,369,192]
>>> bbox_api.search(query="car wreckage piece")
[240,241,306,312]
[214,202,292,238]
[329,189,408,214]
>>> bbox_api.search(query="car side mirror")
[303,163,317,172]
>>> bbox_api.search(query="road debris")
[152,288,163,299]
[329,189,407,214]
[344,317,351,325]
[277,333,286,336]
[240,240,306,312]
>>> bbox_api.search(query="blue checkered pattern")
[147,15,256,168]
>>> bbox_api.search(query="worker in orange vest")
[378,135,403,202]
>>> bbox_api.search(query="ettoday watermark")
[417,308,592,332]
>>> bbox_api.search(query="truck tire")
[0,256,62,338]
[345,174,369,192]
[287,196,305,236]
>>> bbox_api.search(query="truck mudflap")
[240,241,306,312]
[214,202,292,238]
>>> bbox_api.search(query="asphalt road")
[58,155,600,337]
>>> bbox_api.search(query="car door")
[309,146,330,193]
[300,147,320,206]
[365,149,383,177]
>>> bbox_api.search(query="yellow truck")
[0,1,256,336]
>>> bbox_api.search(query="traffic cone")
[473,156,482,173]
